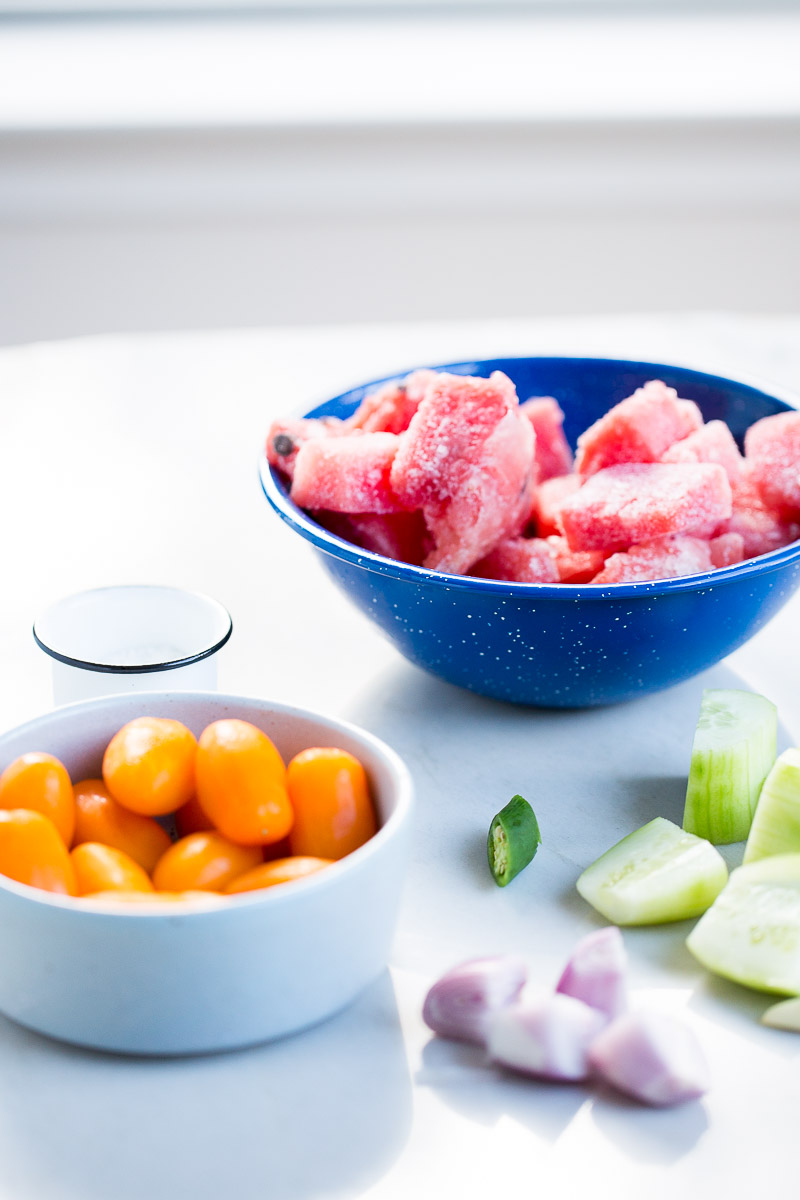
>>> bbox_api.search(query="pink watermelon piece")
[390,371,535,574]
[545,536,606,583]
[709,532,746,568]
[560,463,733,553]
[716,468,800,558]
[592,536,714,584]
[744,411,800,518]
[291,432,406,514]
[574,380,703,478]
[661,419,744,483]
[521,396,574,481]
[472,536,560,584]
[314,510,430,565]
[532,474,581,537]
[266,415,345,480]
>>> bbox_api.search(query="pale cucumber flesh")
[686,854,800,995]
[762,997,800,1031]
[576,816,728,926]
[683,689,777,844]
[744,749,800,863]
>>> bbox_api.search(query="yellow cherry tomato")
[225,856,332,894]
[287,747,377,860]
[103,717,197,816]
[73,778,171,873]
[0,809,77,895]
[196,720,293,846]
[71,842,154,895]
[0,752,75,846]
[152,832,262,893]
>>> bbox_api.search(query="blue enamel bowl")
[261,356,800,708]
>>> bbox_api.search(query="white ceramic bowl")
[0,692,413,1055]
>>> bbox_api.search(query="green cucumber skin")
[487,795,541,887]
[683,689,777,844]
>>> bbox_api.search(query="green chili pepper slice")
[488,794,541,887]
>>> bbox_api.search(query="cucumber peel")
[576,816,728,926]
[686,854,800,995]
[682,688,777,844]
[744,749,800,863]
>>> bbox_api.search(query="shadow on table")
[0,971,412,1200]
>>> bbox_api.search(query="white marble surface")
[1,313,800,1199]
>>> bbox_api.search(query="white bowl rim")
[0,691,413,920]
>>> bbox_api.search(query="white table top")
[1,312,800,1200]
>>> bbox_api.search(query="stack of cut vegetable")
[577,688,800,1030]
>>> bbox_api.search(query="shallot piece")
[555,927,628,1022]
[588,1011,710,1107]
[487,992,606,1082]
[422,956,527,1045]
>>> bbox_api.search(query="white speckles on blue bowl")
[261,355,800,707]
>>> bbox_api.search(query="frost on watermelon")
[472,537,560,583]
[716,467,800,558]
[531,474,580,537]
[314,511,430,565]
[345,368,437,435]
[592,536,715,585]
[390,371,535,574]
[574,380,703,478]
[520,397,573,481]
[709,532,746,568]
[661,419,744,484]
[744,411,800,519]
[560,463,733,554]
[545,536,605,583]
[290,432,406,514]
[266,415,345,479]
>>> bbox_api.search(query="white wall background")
[1,12,799,345]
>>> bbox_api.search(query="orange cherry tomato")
[287,747,377,861]
[175,793,215,838]
[0,752,75,846]
[225,856,332,894]
[0,809,77,894]
[71,842,154,895]
[81,890,225,907]
[103,717,197,816]
[152,832,262,893]
[73,779,172,873]
[196,720,293,846]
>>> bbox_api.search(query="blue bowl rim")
[261,354,800,600]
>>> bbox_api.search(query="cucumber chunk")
[682,689,777,844]
[576,817,728,925]
[744,749,800,863]
[686,854,800,994]
[762,997,800,1031]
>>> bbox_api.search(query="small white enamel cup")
[0,692,412,1055]
[33,586,233,706]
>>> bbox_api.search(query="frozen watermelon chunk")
[709,532,746,568]
[472,536,560,583]
[520,397,573,481]
[574,380,703,478]
[661,419,744,483]
[745,411,800,518]
[314,510,430,565]
[545,536,605,583]
[266,415,345,480]
[390,371,535,574]
[560,463,732,554]
[291,432,406,514]
[592,536,714,585]
[716,468,800,558]
[532,474,581,537]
